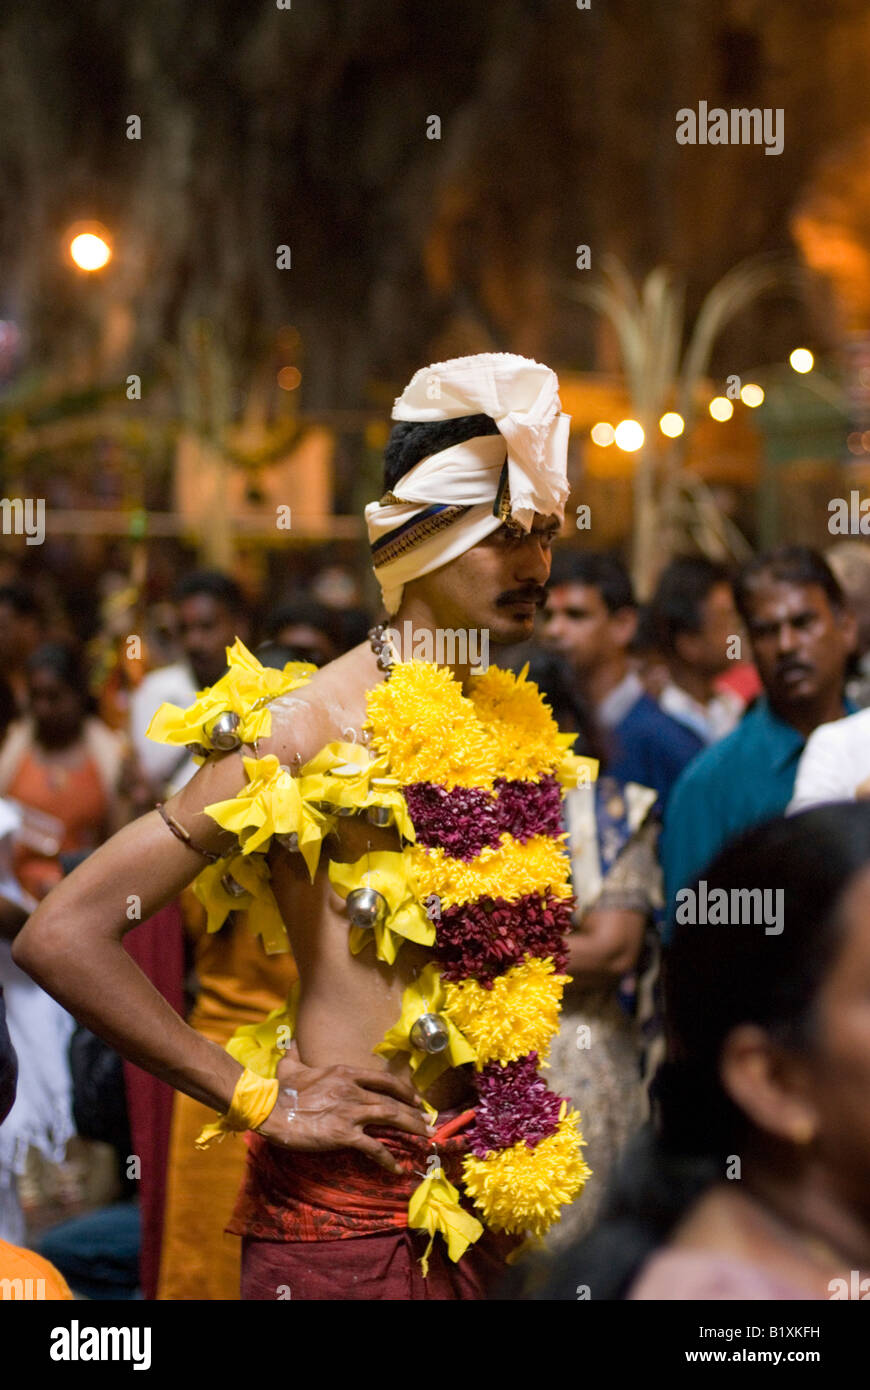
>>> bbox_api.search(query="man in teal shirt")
[662,547,856,935]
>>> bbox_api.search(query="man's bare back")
[173,637,472,1112]
[12,637,437,1175]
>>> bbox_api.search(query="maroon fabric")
[122,902,185,1300]
[241,1226,511,1301]
[228,1113,474,1243]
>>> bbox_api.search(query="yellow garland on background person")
[410,834,573,910]
[374,962,476,1091]
[461,1108,591,1237]
[443,956,569,1065]
[328,852,434,964]
[146,639,315,754]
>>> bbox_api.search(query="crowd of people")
[1,351,868,1302]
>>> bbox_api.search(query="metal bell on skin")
[276,831,299,852]
[220,873,247,898]
[206,710,242,750]
[409,1012,451,1054]
[366,805,392,827]
[346,885,387,929]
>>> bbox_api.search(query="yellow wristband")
[195,1068,280,1149]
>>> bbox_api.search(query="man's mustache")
[497,587,548,608]
[775,659,813,678]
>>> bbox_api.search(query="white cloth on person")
[365,354,571,615]
[788,705,870,813]
[0,799,73,1243]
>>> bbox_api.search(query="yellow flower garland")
[442,956,570,1065]
[461,1107,591,1237]
[149,642,596,1252]
[409,834,573,910]
[365,658,595,1249]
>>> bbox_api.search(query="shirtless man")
[13,353,573,1299]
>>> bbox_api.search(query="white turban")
[365,353,571,615]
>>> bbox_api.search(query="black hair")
[734,545,844,626]
[334,606,374,653]
[0,675,16,739]
[0,988,17,1126]
[254,641,304,672]
[172,569,247,616]
[547,551,636,614]
[630,604,662,657]
[0,582,41,620]
[27,641,94,709]
[521,801,870,1300]
[382,414,502,493]
[263,598,343,647]
[649,556,731,657]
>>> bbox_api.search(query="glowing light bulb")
[69,232,111,271]
[659,412,685,438]
[277,366,302,391]
[590,422,615,446]
[740,383,764,407]
[614,420,644,452]
[709,397,734,422]
[789,348,814,374]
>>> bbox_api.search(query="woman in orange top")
[0,643,123,1239]
[0,643,123,899]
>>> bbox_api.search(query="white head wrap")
[365,353,570,615]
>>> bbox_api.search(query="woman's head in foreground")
[524,801,870,1299]
[663,800,870,1209]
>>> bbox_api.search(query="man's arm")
[13,743,428,1170]
[566,906,646,985]
[13,752,249,1109]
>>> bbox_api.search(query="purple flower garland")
[404,774,564,860]
[466,1053,564,1157]
[434,890,572,985]
[402,770,574,1164]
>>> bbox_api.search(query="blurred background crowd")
[1,525,869,1299]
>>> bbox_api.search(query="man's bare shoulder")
[166,642,384,844]
[261,640,384,764]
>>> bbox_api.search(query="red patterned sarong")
[228,1113,515,1300]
